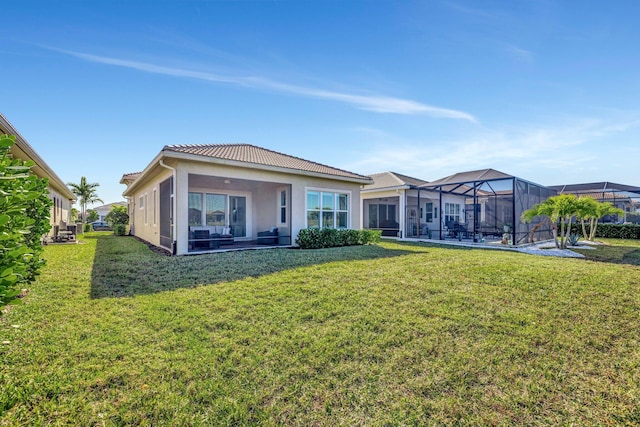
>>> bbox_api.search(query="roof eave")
[0,114,76,201]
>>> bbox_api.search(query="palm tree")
[67,177,103,227]
[576,196,599,240]
[522,194,580,249]
[588,202,624,241]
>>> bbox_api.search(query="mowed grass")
[1,234,639,425]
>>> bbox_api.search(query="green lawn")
[1,234,639,425]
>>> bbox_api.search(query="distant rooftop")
[549,182,640,196]
[364,171,428,191]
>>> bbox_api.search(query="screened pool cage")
[418,170,557,245]
[549,182,640,224]
[362,169,558,245]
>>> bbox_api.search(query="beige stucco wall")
[48,188,73,234]
[125,158,365,255]
[127,167,173,249]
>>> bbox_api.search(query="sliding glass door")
[229,196,246,237]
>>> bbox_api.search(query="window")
[425,202,433,222]
[206,194,226,226]
[144,194,148,224]
[367,203,396,228]
[279,190,287,224]
[153,189,157,225]
[306,191,349,229]
[188,192,203,226]
[444,202,461,226]
[139,196,144,208]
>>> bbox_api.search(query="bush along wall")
[296,228,382,249]
[113,224,127,236]
[569,223,640,240]
[0,134,52,310]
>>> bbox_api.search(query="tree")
[522,194,580,249]
[105,205,129,228]
[588,202,624,241]
[576,197,599,239]
[86,209,99,223]
[67,177,103,229]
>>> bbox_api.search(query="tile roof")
[120,172,142,183]
[162,144,370,181]
[365,171,428,191]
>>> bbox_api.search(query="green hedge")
[113,224,127,236]
[296,228,381,249]
[0,134,52,310]
[569,223,640,239]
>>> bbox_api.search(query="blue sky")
[2,0,639,205]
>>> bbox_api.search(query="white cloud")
[503,44,533,63]
[48,47,477,122]
[343,116,640,181]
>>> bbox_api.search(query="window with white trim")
[279,189,287,225]
[153,189,157,225]
[306,191,349,229]
[444,202,461,225]
[144,194,148,224]
[425,202,438,223]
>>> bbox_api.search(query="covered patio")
[179,173,292,253]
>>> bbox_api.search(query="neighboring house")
[361,171,435,238]
[548,182,640,223]
[363,169,557,245]
[0,113,76,236]
[94,201,127,221]
[120,144,372,255]
[419,169,556,244]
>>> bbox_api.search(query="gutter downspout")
[159,159,177,255]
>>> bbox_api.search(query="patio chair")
[257,227,279,245]
[193,229,217,249]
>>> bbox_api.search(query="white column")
[175,167,190,255]
[398,190,405,239]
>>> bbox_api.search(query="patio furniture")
[52,221,77,243]
[257,227,279,245]
[192,229,219,250]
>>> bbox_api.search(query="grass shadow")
[573,244,640,267]
[90,234,424,298]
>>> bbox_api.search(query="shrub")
[567,233,580,246]
[83,223,93,232]
[296,228,381,249]
[0,134,52,310]
[569,223,640,239]
[113,224,127,236]
[105,205,129,231]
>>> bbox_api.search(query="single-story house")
[120,144,372,255]
[94,201,127,221]
[361,171,445,239]
[0,113,77,237]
